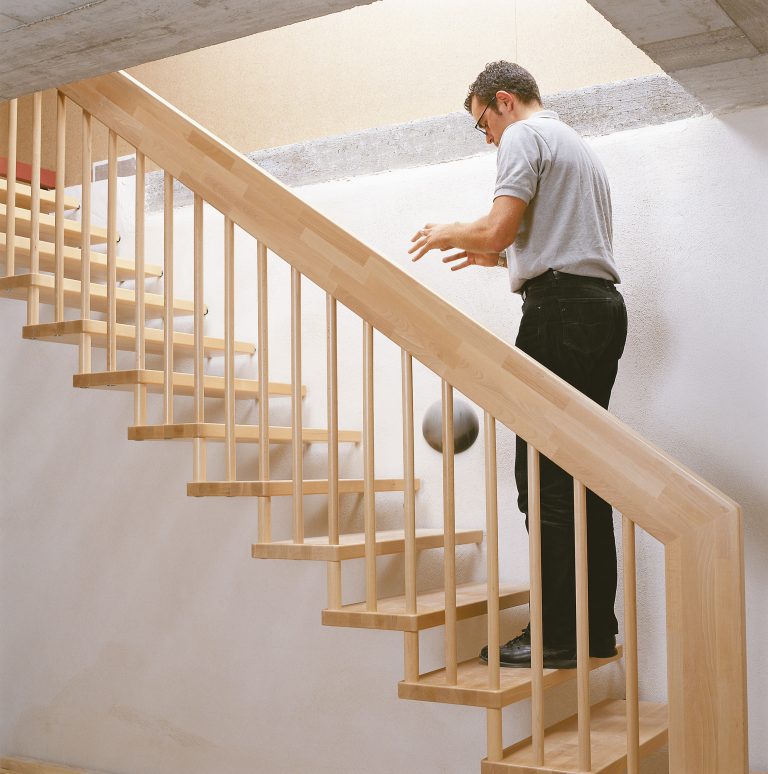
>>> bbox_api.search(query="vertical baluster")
[574,480,591,771]
[5,98,17,277]
[78,111,92,373]
[326,294,341,608]
[192,193,205,480]
[257,242,271,541]
[106,129,117,370]
[362,321,376,609]
[442,381,457,685]
[291,268,304,543]
[402,350,418,681]
[484,412,502,761]
[224,217,236,480]
[134,151,146,425]
[27,92,42,324]
[623,516,640,774]
[54,91,66,321]
[163,172,174,423]
[528,444,545,765]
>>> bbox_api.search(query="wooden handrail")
[60,70,747,772]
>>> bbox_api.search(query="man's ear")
[495,91,515,112]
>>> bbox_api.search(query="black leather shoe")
[479,627,617,669]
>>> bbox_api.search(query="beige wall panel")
[515,0,661,95]
[127,0,659,156]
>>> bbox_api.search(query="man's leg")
[512,281,627,654]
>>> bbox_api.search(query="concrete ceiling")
[585,0,768,112]
[0,0,378,100]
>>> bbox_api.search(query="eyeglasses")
[474,95,497,135]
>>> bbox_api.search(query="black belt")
[521,269,616,298]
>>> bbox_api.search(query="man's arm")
[408,195,527,262]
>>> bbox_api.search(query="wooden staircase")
[0,78,748,774]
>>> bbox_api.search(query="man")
[409,61,627,668]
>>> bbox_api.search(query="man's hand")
[442,251,501,271]
[408,223,456,261]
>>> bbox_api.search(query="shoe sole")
[479,649,616,670]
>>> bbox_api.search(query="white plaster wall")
[1,105,767,773]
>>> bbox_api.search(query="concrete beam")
[586,0,768,111]
[0,0,378,100]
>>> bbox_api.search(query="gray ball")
[422,397,479,454]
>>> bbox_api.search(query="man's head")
[465,61,542,146]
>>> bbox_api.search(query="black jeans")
[514,270,627,648]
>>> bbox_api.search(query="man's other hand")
[442,251,500,271]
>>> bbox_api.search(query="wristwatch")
[497,249,508,268]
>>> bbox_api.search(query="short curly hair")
[464,61,542,113]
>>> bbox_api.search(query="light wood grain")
[623,517,640,774]
[257,241,271,543]
[0,203,108,248]
[0,234,162,281]
[480,699,667,774]
[5,98,17,276]
[322,582,528,632]
[528,445,544,765]
[0,755,108,774]
[23,319,254,356]
[129,423,359,443]
[484,413,501,695]
[363,321,376,609]
[163,171,174,422]
[251,527,482,562]
[135,150,147,426]
[291,267,303,543]
[442,380,457,685]
[61,72,748,770]
[0,177,79,213]
[78,110,92,374]
[106,129,117,371]
[54,91,65,321]
[326,294,341,609]
[0,273,193,318]
[73,369,296,399]
[398,648,622,710]
[27,92,42,324]
[192,478,420,498]
[224,216,235,480]
[574,480,591,772]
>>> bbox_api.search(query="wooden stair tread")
[74,369,300,399]
[252,528,483,561]
[1,231,162,279]
[1,202,110,246]
[131,423,360,444]
[189,478,418,497]
[23,320,255,357]
[0,273,195,318]
[322,581,529,632]
[0,176,79,212]
[398,647,623,709]
[481,698,668,773]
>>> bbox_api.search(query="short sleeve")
[494,125,545,204]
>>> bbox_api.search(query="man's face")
[471,94,504,147]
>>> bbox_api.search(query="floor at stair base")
[480,699,667,773]
[252,528,484,561]
[322,581,529,632]
[398,648,622,709]
[23,320,255,356]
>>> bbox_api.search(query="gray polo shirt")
[494,110,620,293]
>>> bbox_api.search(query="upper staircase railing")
[2,71,748,773]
